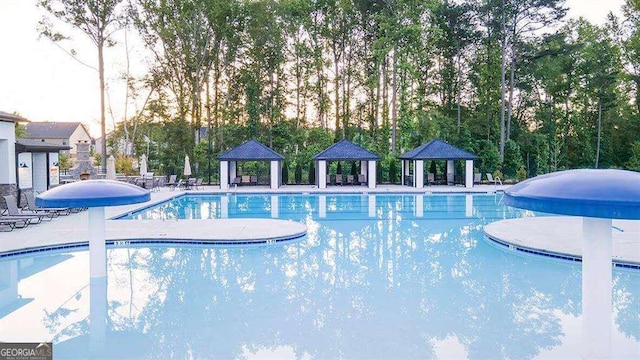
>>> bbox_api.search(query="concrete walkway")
[484,216,640,268]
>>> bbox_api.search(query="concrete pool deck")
[2,183,638,268]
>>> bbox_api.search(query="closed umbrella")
[183,155,192,177]
[139,154,148,176]
[106,155,116,180]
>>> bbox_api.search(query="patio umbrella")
[106,155,116,180]
[139,154,148,176]
[184,155,192,177]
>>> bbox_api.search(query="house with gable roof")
[23,121,92,158]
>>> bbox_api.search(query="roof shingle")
[24,122,85,139]
[313,139,379,161]
[217,139,284,161]
[398,139,478,160]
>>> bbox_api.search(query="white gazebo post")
[401,160,405,185]
[465,160,474,188]
[447,160,454,185]
[319,160,327,188]
[220,161,229,190]
[368,160,376,189]
[229,160,237,181]
[415,160,424,189]
[270,160,279,189]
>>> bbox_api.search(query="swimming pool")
[1,193,638,359]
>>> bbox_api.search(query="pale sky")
[0,0,626,138]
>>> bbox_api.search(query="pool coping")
[483,216,640,270]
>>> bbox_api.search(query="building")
[0,111,25,199]
[23,122,91,158]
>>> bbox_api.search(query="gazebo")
[398,139,478,188]
[15,138,71,194]
[218,139,284,190]
[313,139,379,189]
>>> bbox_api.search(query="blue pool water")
[1,193,638,359]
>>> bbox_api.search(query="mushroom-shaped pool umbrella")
[502,169,640,359]
[36,180,150,278]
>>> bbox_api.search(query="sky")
[0,0,627,138]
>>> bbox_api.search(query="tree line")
[39,0,640,183]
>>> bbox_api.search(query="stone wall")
[0,183,18,207]
[70,140,97,179]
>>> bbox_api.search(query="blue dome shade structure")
[503,169,640,219]
[36,180,150,208]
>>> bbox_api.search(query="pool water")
[1,194,638,359]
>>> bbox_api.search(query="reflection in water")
[1,194,638,359]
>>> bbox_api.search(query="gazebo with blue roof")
[217,139,284,190]
[313,139,380,189]
[398,139,479,188]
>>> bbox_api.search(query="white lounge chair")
[486,173,502,185]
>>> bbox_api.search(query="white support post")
[270,161,279,189]
[221,195,228,218]
[271,195,279,218]
[368,161,376,188]
[465,160,474,188]
[447,160,455,185]
[401,160,405,185]
[582,217,613,360]
[319,160,327,188]
[415,160,424,189]
[415,195,423,217]
[89,276,107,356]
[368,194,376,217]
[220,161,229,190]
[230,161,237,180]
[319,195,326,218]
[89,207,106,278]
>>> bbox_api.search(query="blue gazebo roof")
[503,169,640,219]
[217,139,284,161]
[313,139,379,161]
[398,139,478,160]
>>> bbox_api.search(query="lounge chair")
[346,175,354,185]
[186,177,197,190]
[25,190,70,216]
[2,196,46,224]
[166,174,178,188]
[474,173,482,184]
[358,174,366,186]
[326,174,332,186]
[231,177,241,187]
[241,175,251,185]
[0,215,29,231]
[335,174,343,186]
[195,178,203,190]
[427,173,435,186]
[250,175,258,185]
[171,179,184,191]
[486,173,502,185]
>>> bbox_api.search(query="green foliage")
[627,141,640,171]
[307,161,315,185]
[58,153,71,170]
[93,153,102,167]
[115,155,134,175]
[14,123,27,138]
[475,140,500,175]
[502,140,524,179]
[516,166,527,182]
[389,158,398,184]
[282,162,289,184]
[294,162,302,184]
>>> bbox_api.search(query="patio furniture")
[358,174,366,185]
[474,173,482,184]
[0,215,29,231]
[250,175,258,185]
[194,178,203,190]
[335,174,343,186]
[427,173,435,186]
[231,177,241,187]
[486,173,502,185]
[346,175,354,185]
[166,174,178,188]
[326,174,333,185]
[241,175,251,185]
[2,195,47,223]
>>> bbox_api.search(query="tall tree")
[39,0,126,172]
